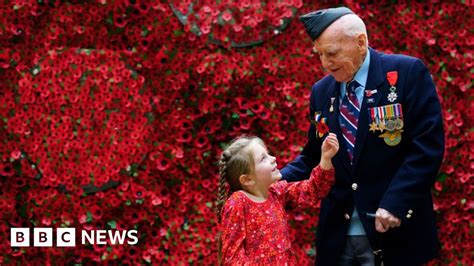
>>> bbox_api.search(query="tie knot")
[347,80,360,94]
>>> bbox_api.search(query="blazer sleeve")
[378,59,445,221]
[280,85,323,182]
[221,195,249,264]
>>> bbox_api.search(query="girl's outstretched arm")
[272,165,334,209]
[272,134,337,209]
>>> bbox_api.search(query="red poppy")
[317,121,329,136]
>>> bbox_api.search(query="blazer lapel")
[351,48,385,172]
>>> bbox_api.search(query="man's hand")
[375,208,401,233]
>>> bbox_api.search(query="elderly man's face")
[313,29,367,83]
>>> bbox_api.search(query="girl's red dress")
[221,165,334,265]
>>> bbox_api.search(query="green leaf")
[437,173,447,183]
[231,113,239,119]
[105,13,113,24]
[86,212,93,223]
[108,220,117,229]
[306,247,316,256]
[173,30,184,37]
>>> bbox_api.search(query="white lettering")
[81,230,95,245]
[96,230,107,245]
[108,230,127,245]
[127,230,138,245]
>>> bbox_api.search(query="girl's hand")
[320,133,339,170]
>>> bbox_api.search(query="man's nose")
[321,55,332,69]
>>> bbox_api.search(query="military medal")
[378,121,386,132]
[385,120,396,131]
[387,71,398,103]
[388,87,397,102]
[379,130,403,146]
[368,103,404,146]
[395,118,404,130]
[369,121,378,132]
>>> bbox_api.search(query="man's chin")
[331,74,347,83]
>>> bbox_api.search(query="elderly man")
[281,7,444,266]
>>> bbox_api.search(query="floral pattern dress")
[221,165,334,265]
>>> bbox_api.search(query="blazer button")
[406,214,412,219]
[408,209,413,214]
[351,183,358,191]
[344,213,351,220]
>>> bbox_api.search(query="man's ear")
[239,174,254,186]
[356,33,367,51]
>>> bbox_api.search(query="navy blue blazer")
[281,48,444,265]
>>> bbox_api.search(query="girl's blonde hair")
[215,136,265,264]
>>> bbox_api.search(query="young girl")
[216,133,339,265]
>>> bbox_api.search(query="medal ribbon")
[387,71,398,87]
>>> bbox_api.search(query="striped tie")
[340,80,361,161]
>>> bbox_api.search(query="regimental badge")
[310,111,329,138]
[387,71,398,103]
[368,103,404,146]
[365,89,378,97]
[365,89,377,104]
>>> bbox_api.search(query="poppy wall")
[0,1,472,265]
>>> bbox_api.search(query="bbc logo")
[11,228,76,247]
[11,228,138,247]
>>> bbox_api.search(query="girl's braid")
[216,150,231,223]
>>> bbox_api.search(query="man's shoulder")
[381,52,419,63]
[375,49,423,69]
[311,74,335,92]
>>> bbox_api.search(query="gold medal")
[379,130,403,146]
[378,121,386,132]
[369,122,379,132]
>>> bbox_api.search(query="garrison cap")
[299,7,354,41]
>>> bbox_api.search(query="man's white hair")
[334,14,368,45]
